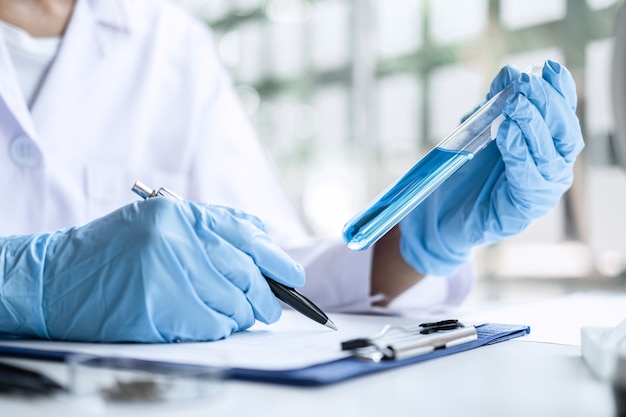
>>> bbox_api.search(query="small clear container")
[67,355,226,407]
[342,65,543,250]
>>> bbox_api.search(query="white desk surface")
[0,292,623,417]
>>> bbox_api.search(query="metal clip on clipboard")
[341,320,478,362]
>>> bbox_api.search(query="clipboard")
[228,322,529,385]
[0,321,529,386]
[340,319,479,361]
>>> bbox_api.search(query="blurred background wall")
[175,0,626,299]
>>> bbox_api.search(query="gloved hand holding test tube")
[343,65,544,251]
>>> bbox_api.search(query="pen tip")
[325,320,338,331]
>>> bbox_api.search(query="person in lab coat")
[0,0,584,342]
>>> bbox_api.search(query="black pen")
[131,180,338,331]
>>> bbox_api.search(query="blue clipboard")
[229,323,529,386]
[0,323,529,386]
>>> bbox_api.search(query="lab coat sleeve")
[285,240,377,312]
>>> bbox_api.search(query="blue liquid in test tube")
[343,148,473,250]
[342,65,543,251]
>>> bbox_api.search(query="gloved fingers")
[244,237,306,289]
[500,93,572,185]
[512,72,585,164]
[495,114,549,188]
[138,209,260,333]
[487,65,522,100]
[133,199,259,331]
[185,250,258,330]
[193,204,305,288]
[495,117,568,214]
[209,204,268,233]
[149,299,240,343]
[194,234,283,324]
[541,60,578,110]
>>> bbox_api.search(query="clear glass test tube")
[342,65,543,251]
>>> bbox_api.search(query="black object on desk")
[0,361,64,396]
[613,353,626,417]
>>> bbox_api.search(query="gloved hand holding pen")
[0,197,305,342]
[399,60,585,276]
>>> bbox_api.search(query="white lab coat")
[0,0,471,312]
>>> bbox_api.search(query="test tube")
[342,65,543,251]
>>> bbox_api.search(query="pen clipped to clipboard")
[341,319,477,362]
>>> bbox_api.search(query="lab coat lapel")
[0,30,38,140]
[30,0,127,133]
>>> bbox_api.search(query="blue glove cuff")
[398,218,472,277]
[0,234,51,339]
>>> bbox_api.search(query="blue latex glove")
[0,197,304,342]
[399,60,585,276]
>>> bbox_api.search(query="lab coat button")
[10,134,41,167]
